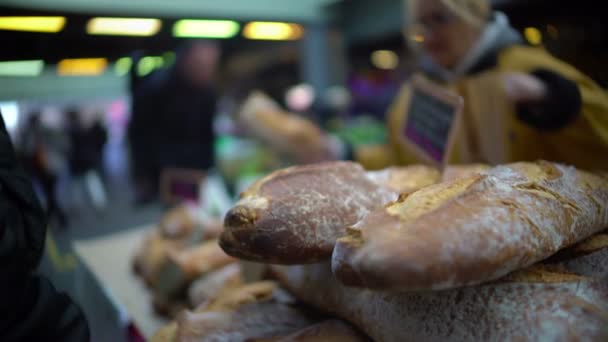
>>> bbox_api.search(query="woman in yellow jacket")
[357,0,608,170]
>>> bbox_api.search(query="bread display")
[133,204,238,318]
[148,160,608,340]
[333,161,608,290]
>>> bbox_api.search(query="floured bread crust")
[366,165,440,194]
[272,263,608,342]
[441,164,491,182]
[333,161,608,290]
[152,281,319,342]
[220,162,397,264]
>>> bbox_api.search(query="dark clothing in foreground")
[0,115,89,341]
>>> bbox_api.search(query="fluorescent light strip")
[87,17,161,36]
[114,57,132,76]
[137,56,164,77]
[0,60,44,77]
[0,16,66,33]
[243,22,304,41]
[57,58,108,76]
[173,19,239,38]
[371,50,399,70]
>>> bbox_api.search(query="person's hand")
[502,72,547,103]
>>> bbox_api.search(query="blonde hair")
[407,0,491,27]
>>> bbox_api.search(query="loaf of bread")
[159,204,223,241]
[333,161,608,290]
[151,281,320,342]
[188,263,243,308]
[133,232,183,287]
[271,262,608,342]
[154,240,236,299]
[239,91,331,163]
[220,162,398,264]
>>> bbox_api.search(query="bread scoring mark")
[385,174,482,225]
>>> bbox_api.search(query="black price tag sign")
[160,168,206,205]
[401,76,463,167]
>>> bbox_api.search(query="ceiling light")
[524,27,542,46]
[173,19,239,38]
[0,60,44,76]
[243,22,304,41]
[0,16,65,33]
[371,50,399,70]
[137,56,163,77]
[114,57,132,76]
[57,58,108,76]
[87,17,161,36]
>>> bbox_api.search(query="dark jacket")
[0,115,89,341]
[129,67,217,173]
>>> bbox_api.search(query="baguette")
[239,91,330,163]
[333,161,608,290]
[271,263,608,342]
[154,240,235,300]
[188,263,243,308]
[133,232,183,287]
[220,162,398,264]
[152,281,320,342]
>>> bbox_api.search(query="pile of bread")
[132,203,240,317]
[151,161,608,341]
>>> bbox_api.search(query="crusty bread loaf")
[188,263,243,308]
[159,204,223,241]
[152,281,320,342]
[239,91,331,163]
[271,263,608,342]
[333,161,608,290]
[154,240,235,299]
[133,232,183,287]
[220,162,398,264]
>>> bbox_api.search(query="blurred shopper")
[129,41,220,204]
[66,110,108,212]
[1,112,90,341]
[353,0,608,169]
[250,0,608,170]
[20,112,69,227]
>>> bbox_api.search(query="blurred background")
[1,0,606,340]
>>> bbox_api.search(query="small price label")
[400,75,463,167]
